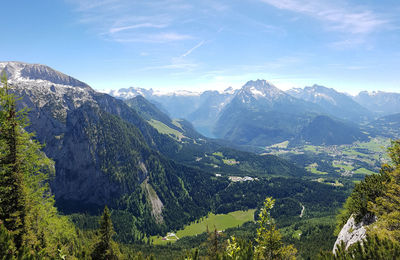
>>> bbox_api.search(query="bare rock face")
[333,214,376,253]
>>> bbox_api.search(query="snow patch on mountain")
[0,61,98,121]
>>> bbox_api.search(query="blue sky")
[1,0,400,94]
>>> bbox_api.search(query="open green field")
[355,137,391,152]
[332,162,354,171]
[148,119,184,141]
[151,209,255,245]
[270,140,289,149]
[354,168,377,175]
[306,163,328,175]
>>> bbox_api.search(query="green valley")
[151,209,255,245]
[264,137,391,180]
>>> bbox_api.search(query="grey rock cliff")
[333,214,376,253]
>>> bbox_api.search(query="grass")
[148,119,184,141]
[270,140,289,149]
[342,149,368,157]
[332,162,354,171]
[223,158,239,165]
[354,168,377,175]
[212,152,224,157]
[151,209,255,245]
[355,137,391,152]
[333,180,344,187]
[303,145,319,153]
[171,119,184,130]
[306,163,328,175]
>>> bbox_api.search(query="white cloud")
[113,32,193,43]
[67,0,194,43]
[260,0,388,35]
[109,23,168,34]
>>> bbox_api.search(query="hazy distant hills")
[354,91,400,116]
[287,85,373,122]
[367,113,400,139]
[108,80,399,147]
[107,87,236,137]
[300,115,368,145]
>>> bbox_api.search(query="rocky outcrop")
[333,214,377,253]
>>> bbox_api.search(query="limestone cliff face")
[333,214,376,253]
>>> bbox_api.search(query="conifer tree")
[91,206,120,260]
[0,73,80,257]
[255,197,297,260]
[0,72,28,250]
[369,140,400,241]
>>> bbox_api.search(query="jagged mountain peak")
[305,84,336,93]
[287,84,372,122]
[354,90,400,115]
[238,79,286,101]
[287,84,340,105]
[0,61,90,89]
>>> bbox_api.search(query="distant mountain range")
[354,91,400,116]
[287,85,373,122]
[106,79,398,146]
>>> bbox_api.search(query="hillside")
[299,115,368,145]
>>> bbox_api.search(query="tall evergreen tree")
[92,206,120,260]
[0,73,81,258]
[0,72,28,249]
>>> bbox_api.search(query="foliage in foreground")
[0,74,103,258]
[319,234,400,259]
[325,140,400,258]
[185,197,297,260]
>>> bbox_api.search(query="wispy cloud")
[67,0,121,11]
[67,0,194,43]
[113,32,193,43]
[139,59,199,71]
[260,0,388,35]
[109,23,168,34]
[181,40,205,57]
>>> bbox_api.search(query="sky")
[1,0,400,94]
